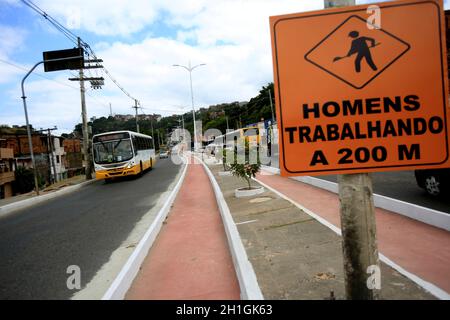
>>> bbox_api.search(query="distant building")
[3,135,51,185]
[50,136,67,181]
[63,138,83,177]
[0,133,83,185]
[139,114,161,121]
[0,144,15,199]
[112,113,161,122]
[113,114,134,121]
[210,110,225,119]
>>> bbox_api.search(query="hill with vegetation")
[72,82,275,150]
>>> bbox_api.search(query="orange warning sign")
[270,0,450,176]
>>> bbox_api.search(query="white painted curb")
[197,156,264,300]
[253,176,450,300]
[235,187,265,198]
[0,179,96,218]
[261,165,450,232]
[102,156,188,300]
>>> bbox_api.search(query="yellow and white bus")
[92,130,156,180]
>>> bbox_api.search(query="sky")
[0,0,448,135]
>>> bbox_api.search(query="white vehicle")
[92,130,156,180]
[159,150,169,159]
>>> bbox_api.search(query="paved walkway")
[0,175,88,207]
[126,161,240,300]
[255,171,450,294]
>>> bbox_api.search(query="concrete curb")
[0,179,96,218]
[260,165,450,232]
[253,176,450,300]
[196,155,264,300]
[101,156,188,300]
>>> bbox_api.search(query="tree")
[229,139,261,190]
[70,83,275,145]
[13,166,36,194]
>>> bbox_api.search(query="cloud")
[1,1,325,133]
[0,25,30,84]
[33,0,162,36]
[7,0,418,134]
[0,24,27,59]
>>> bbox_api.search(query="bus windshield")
[93,139,133,164]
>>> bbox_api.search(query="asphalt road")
[317,171,450,213]
[0,157,182,300]
[269,143,449,213]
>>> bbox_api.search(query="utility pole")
[181,114,185,142]
[36,126,58,184]
[268,88,275,124]
[325,0,380,300]
[109,103,113,117]
[48,129,57,183]
[156,131,160,147]
[223,109,229,131]
[133,99,140,133]
[68,38,104,180]
[79,59,91,180]
[150,119,155,149]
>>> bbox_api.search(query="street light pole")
[21,61,44,196]
[20,56,83,195]
[173,61,206,151]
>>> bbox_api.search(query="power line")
[0,58,110,109]
[20,0,141,104]
[0,58,79,91]
[102,66,139,102]
[21,0,79,46]
[1,58,180,117]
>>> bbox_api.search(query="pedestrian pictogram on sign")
[305,15,410,89]
[270,0,450,176]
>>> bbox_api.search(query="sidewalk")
[0,174,88,208]
[123,154,447,300]
[255,170,450,295]
[202,158,440,299]
[126,159,240,299]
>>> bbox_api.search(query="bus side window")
[132,136,138,155]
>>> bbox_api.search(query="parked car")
[414,168,450,196]
[159,150,169,159]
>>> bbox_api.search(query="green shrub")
[13,166,35,194]
[229,139,261,190]
[221,146,228,171]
